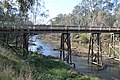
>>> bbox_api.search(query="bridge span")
[0,25,120,68]
[0,25,120,33]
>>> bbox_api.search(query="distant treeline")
[52,0,120,27]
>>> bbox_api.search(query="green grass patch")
[0,47,101,80]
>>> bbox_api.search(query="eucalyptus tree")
[23,0,49,24]
[72,0,91,26]
[113,3,120,27]
[0,0,47,28]
[52,14,65,25]
[52,0,118,27]
[72,5,87,26]
[0,1,4,21]
[0,0,48,57]
[76,0,117,27]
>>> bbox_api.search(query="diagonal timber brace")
[23,33,29,58]
[109,33,120,60]
[60,33,75,68]
[88,33,103,66]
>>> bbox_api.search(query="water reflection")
[29,35,120,80]
[29,35,60,57]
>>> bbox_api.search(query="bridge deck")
[0,25,120,33]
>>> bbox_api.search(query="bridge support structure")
[60,33,75,68]
[109,33,120,60]
[23,33,29,58]
[88,33,103,66]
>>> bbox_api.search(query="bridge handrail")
[0,24,119,27]
[0,24,120,31]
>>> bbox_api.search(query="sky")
[44,0,81,19]
[33,0,120,24]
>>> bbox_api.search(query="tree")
[113,3,120,27]
[52,14,66,25]
[0,1,4,21]
[52,0,119,27]
[0,0,48,25]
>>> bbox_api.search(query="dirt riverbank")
[38,34,120,68]
[39,34,119,59]
[38,34,90,58]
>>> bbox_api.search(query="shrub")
[79,35,89,44]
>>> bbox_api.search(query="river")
[29,35,120,80]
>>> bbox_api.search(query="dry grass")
[0,65,34,80]
[0,45,100,80]
[0,46,34,80]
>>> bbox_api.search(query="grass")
[0,46,101,80]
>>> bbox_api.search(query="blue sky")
[36,0,120,24]
[44,0,81,19]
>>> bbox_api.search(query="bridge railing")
[0,24,120,31]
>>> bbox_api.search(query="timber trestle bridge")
[0,25,120,68]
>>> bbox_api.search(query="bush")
[79,35,89,44]
[0,47,101,80]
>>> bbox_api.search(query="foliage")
[79,35,89,44]
[113,3,120,27]
[0,46,101,80]
[52,0,120,27]
[0,0,48,25]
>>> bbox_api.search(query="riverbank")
[0,46,100,80]
[30,35,120,80]
[39,34,120,60]
[38,34,120,68]
[38,34,89,57]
